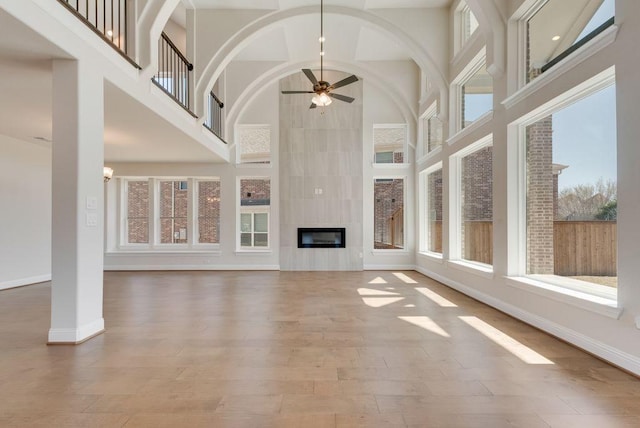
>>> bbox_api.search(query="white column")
[49,59,105,344]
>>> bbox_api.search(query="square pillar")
[49,59,105,344]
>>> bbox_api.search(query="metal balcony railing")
[204,91,226,142]
[57,0,137,67]
[152,32,194,114]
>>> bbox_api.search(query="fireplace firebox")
[298,228,345,248]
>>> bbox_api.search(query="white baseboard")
[0,274,51,290]
[364,264,417,271]
[414,266,640,377]
[48,318,104,344]
[104,264,281,271]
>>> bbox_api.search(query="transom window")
[526,0,615,83]
[374,125,406,164]
[237,124,271,164]
[461,62,493,129]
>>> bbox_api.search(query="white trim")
[105,265,280,271]
[414,266,640,376]
[447,259,494,278]
[48,318,104,344]
[363,264,416,271]
[505,276,620,319]
[446,110,493,147]
[0,274,51,290]
[371,249,409,255]
[234,250,273,255]
[418,252,444,263]
[503,25,619,110]
[106,250,221,255]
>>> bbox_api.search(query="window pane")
[198,181,220,244]
[427,169,443,253]
[254,213,268,233]
[462,65,493,128]
[428,115,443,153]
[463,5,479,41]
[240,179,271,206]
[461,146,493,264]
[160,181,188,244]
[374,126,405,164]
[374,179,404,249]
[238,126,271,164]
[127,181,149,244]
[526,84,617,290]
[240,213,252,233]
[527,0,615,82]
[240,233,252,247]
[254,233,268,247]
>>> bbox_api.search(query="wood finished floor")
[1,271,639,427]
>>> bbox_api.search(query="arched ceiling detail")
[193,5,449,119]
[226,60,417,142]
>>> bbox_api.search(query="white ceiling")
[187,0,450,9]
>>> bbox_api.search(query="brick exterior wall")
[427,169,443,253]
[526,116,555,274]
[240,178,271,204]
[374,179,404,249]
[461,146,493,263]
[126,179,221,245]
[160,181,189,244]
[198,181,220,244]
[127,181,149,244]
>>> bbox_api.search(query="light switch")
[86,196,97,210]
[86,213,98,227]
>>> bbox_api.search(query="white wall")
[0,135,51,289]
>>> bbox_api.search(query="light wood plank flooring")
[1,271,639,427]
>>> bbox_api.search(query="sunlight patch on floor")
[357,288,399,296]
[399,316,451,337]
[416,287,458,307]
[362,297,405,308]
[393,272,418,284]
[459,316,554,365]
[368,277,387,284]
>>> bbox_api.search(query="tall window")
[455,1,479,53]
[452,139,493,266]
[197,180,220,244]
[237,125,271,164]
[126,180,149,244]
[527,0,615,82]
[374,178,404,250]
[524,80,616,293]
[425,168,443,254]
[461,62,493,129]
[159,181,188,244]
[374,125,406,164]
[239,178,270,249]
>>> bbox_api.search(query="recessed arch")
[195,5,448,119]
[226,60,417,144]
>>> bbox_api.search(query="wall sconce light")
[103,167,114,182]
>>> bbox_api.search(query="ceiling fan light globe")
[311,92,332,106]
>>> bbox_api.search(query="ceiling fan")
[281,0,359,109]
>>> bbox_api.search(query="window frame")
[372,123,408,165]
[451,48,493,135]
[372,176,407,253]
[117,176,220,251]
[449,134,494,273]
[239,208,270,249]
[419,162,444,257]
[235,123,272,165]
[507,67,616,300]
[237,176,272,252]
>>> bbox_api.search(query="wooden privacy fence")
[427,220,616,276]
[554,221,617,276]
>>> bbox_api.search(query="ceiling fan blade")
[282,90,315,94]
[328,93,355,103]
[309,103,317,109]
[302,69,318,85]
[329,75,358,90]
